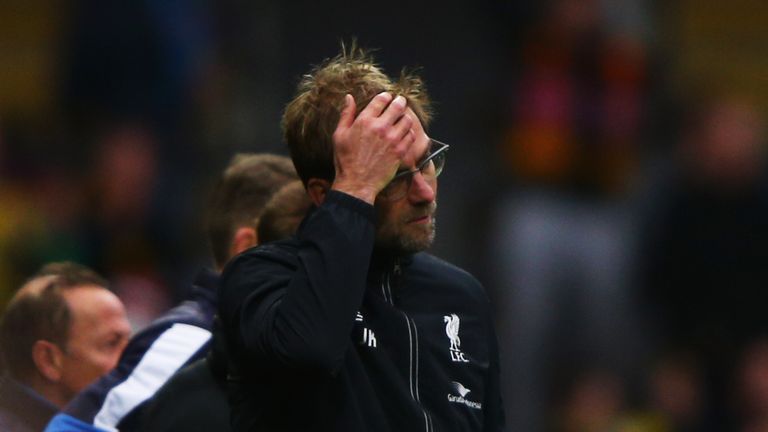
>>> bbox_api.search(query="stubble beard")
[375,203,437,255]
[397,216,436,253]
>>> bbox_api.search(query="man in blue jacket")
[45,153,297,431]
[218,46,504,431]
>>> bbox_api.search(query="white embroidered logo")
[357,312,377,348]
[443,314,469,363]
[447,381,482,410]
[452,381,471,397]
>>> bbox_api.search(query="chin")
[376,219,436,254]
[395,226,436,254]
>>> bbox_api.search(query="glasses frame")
[379,139,450,201]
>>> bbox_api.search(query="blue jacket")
[45,269,219,432]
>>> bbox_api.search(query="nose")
[408,172,436,204]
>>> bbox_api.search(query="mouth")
[407,214,432,224]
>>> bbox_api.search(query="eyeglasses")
[378,139,450,201]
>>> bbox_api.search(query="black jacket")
[218,191,504,431]
[140,357,229,432]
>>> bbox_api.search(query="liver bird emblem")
[444,314,461,351]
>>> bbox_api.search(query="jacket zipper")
[383,261,434,432]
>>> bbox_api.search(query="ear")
[306,178,331,207]
[229,226,258,257]
[32,340,64,383]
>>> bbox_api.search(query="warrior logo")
[443,314,469,363]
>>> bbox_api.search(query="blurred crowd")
[2,0,768,431]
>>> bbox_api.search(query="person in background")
[0,262,130,432]
[256,180,312,244]
[218,45,504,431]
[45,153,297,432]
[638,96,768,429]
[139,179,311,432]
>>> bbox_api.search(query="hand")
[331,92,415,204]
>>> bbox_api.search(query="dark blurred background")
[2,0,768,430]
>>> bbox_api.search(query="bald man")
[0,262,130,432]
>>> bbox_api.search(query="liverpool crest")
[443,314,469,363]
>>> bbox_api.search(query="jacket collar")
[368,248,414,279]
[0,374,57,430]
[189,267,220,307]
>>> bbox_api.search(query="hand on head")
[331,92,414,204]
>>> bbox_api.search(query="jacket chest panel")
[352,282,490,431]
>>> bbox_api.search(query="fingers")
[390,111,414,144]
[379,95,408,127]
[337,94,356,130]
[360,92,394,118]
[342,91,410,131]
[390,129,415,162]
[402,129,415,147]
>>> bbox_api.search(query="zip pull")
[390,259,402,304]
[380,273,389,303]
[393,259,402,277]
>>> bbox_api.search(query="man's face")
[374,109,438,254]
[59,285,131,400]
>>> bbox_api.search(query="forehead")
[63,286,126,328]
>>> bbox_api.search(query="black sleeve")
[139,359,229,432]
[219,190,376,374]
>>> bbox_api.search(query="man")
[139,179,311,432]
[45,153,297,431]
[218,46,504,431]
[0,262,131,432]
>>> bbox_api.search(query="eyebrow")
[103,329,130,342]
[395,140,432,174]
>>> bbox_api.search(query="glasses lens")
[432,150,446,177]
[379,139,449,201]
[428,140,448,177]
